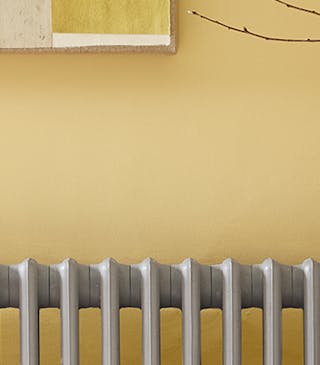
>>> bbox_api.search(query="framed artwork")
[0,0,176,53]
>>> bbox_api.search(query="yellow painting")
[0,0,174,52]
[52,0,170,35]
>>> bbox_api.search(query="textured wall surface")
[0,0,320,363]
[52,0,170,34]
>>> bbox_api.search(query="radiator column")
[303,259,320,365]
[17,259,39,365]
[261,259,282,365]
[140,258,161,365]
[180,259,201,365]
[221,259,242,365]
[57,259,79,365]
[98,259,120,365]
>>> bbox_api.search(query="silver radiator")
[1,257,317,364]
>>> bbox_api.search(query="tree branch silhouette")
[188,10,320,42]
[274,0,320,16]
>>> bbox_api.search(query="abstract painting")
[0,0,176,52]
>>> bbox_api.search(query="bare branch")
[274,0,320,16]
[188,10,320,42]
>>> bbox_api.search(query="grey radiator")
[1,258,318,364]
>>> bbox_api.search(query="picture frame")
[0,0,176,53]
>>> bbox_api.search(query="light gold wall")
[0,0,319,363]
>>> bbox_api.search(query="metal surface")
[180,259,201,365]
[57,259,79,365]
[261,259,282,365]
[222,259,241,365]
[303,259,320,365]
[97,259,120,365]
[2,258,318,364]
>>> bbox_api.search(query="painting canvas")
[0,0,175,52]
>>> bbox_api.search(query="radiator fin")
[261,259,282,365]
[98,259,120,365]
[18,259,39,365]
[221,259,241,365]
[303,259,320,365]
[180,258,201,365]
[57,259,79,365]
[140,258,160,365]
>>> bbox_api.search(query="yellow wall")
[0,0,319,363]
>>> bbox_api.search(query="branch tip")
[274,0,320,16]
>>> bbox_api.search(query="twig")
[274,0,320,16]
[188,10,320,42]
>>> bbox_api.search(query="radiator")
[1,257,317,364]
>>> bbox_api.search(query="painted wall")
[0,0,319,363]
